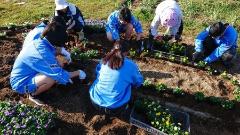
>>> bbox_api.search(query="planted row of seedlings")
[132,98,190,135]
[141,79,235,110]
[220,71,240,102]
[71,47,99,62]
[128,41,221,75]
[0,101,56,134]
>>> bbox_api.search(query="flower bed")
[130,98,190,135]
[0,101,56,134]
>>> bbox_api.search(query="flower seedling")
[194,92,205,101]
[173,87,185,96]
[0,101,56,134]
[220,71,230,80]
[7,23,16,30]
[195,61,207,68]
[231,78,239,86]
[143,79,155,89]
[71,47,98,61]
[155,83,167,92]
[169,55,176,62]
[207,96,223,105]
[129,49,136,58]
[221,100,235,110]
[180,56,189,64]
[154,52,163,59]
[135,98,189,135]
[0,32,7,38]
[233,87,240,102]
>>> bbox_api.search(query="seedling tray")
[130,105,190,135]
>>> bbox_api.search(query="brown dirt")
[0,26,240,135]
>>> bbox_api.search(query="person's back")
[89,44,143,112]
[90,58,142,108]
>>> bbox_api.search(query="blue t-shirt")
[89,58,143,109]
[195,25,238,63]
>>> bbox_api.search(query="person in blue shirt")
[106,7,143,52]
[54,0,85,41]
[10,17,86,106]
[193,22,238,67]
[89,42,143,115]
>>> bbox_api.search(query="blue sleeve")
[204,37,233,63]
[25,41,70,85]
[95,63,102,77]
[107,14,120,40]
[132,63,143,88]
[195,29,209,52]
[131,15,143,34]
[73,6,85,26]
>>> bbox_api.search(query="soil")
[1,25,240,135]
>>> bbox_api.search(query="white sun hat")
[55,0,69,10]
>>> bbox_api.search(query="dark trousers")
[193,36,236,64]
[175,20,183,40]
[91,100,128,115]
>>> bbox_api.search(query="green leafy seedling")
[194,92,205,101]
[233,87,240,102]
[155,83,167,92]
[220,71,230,80]
[231,78,239,86]
[180,56,189,64]
[208,96,223,105]
[173,87,185,96]
[221,100,235,110]
[196,61,207,68]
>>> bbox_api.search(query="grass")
[0,0,239,46]
[0,0,121,25]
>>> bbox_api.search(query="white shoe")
[28,94,45,106]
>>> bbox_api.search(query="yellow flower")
[156,112,161,116]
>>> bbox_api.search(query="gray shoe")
[28,94,45,106]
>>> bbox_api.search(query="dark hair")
[119,7,132,23]
[41,16,68,47]
[102,43,129,70]
[209,22,225,37]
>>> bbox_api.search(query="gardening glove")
[61,47,72,64]
[77,29,85,41]
[79,70,86,80]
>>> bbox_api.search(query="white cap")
[55,0,69,10]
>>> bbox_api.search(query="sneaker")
[28,94,45,106]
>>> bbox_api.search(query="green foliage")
[180,56,189,64]
[135,99,189,135]
[231,78,239,86]
[0,101,56,134]
[129,49,136,58]
[132,0,158,21]
[207,96,223,105]
[173,87,185,96]
[154,52,163,59]
[220,71,230,80]
[220,100,234,110]
[233,87,240,102]
[71,47,98,61]
[194,92,205,101]
[143,79,155,89]
[0,32,7,38]
[195,61,207,68]
[169,55,176,62]
[155,83,167,92]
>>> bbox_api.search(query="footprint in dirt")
[218,80,228,96]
